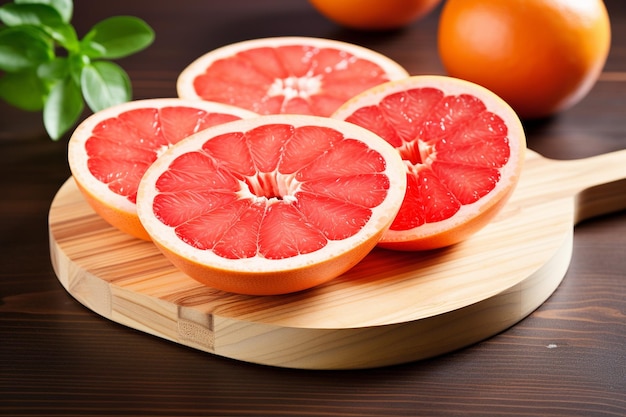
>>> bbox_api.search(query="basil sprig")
[0,0,155,140]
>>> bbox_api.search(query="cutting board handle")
[520,149,626,223]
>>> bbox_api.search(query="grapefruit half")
[332,75,526,250]
[136,115,407,295]
[68,98,257,241]
[176,36,409,117]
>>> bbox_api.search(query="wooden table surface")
[1,1,625,415]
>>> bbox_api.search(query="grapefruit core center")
[242,171,298,203]
[398,139,432,169]
[267,75,323,102]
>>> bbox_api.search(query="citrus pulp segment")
[332,75,526,250]
[136,114,407,295]
[68,98,258,241]
[176,37,409,117]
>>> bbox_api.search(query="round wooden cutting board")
[49,149,626,369]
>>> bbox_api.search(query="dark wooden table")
[2,1,625,415]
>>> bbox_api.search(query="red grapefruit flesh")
[136,115,407,295]
[68,98,257,240]
[177,37,409,117]
[332,75,526,250]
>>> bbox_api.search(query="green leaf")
[37,55,69,81]
[81,16,154,59]
[0,2,153,141]
[0,3,78,50]
[44,75,84,140]
[16,0,73,23]
[0,69,46,111]
[0,27,52,71]
[81,60,131,112]
[0,3,63,27]
[46,21,78,50]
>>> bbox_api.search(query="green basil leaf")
[0,27,52,71]
[68,52,89,85]
[81,60,131,112]
[0,69,46,111]
[16,0,73,23]
[44,75,84,140]
[0,3,63,27]
[37,55,69,81]
[45,21,78,50]
[81,16,154,59]
[0,3,79,50]
[0,3,78,50]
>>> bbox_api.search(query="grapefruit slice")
[68,98,257,241]
[135,115,407,295]
[332,75,526,250]
[176,36,409,117]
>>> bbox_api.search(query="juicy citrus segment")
[332,75,526,250]
[177,37,409,117]
[84,107,243,204]
[136,115,407,295]
[68,98,258,241]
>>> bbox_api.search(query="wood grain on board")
[49,149,626,369]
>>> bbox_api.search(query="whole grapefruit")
[308,0,442,31]
[438,0,611,119]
